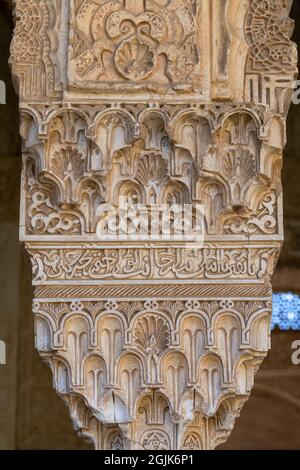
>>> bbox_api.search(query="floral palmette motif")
[222,149,256,205]
[222,149,256,184]
[50,147,85,182]
[115,37,157,80]
[134,315,170,355]
[136,153,169,187]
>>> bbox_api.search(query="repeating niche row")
[65,391,240,450]
[51,346,252,424]
[36,306,270,420]
[22,107,283,236]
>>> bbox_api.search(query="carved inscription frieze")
[28,245,278,282]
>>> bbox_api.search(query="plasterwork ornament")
[9,0,297,450]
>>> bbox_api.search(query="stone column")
[9,0,297,450]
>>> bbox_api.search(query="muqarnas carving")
[10,0,297,450]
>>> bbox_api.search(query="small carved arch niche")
[116,180,144,205]
[141,112,170,156]
[54,358,71,395]
[180,314,206,383]
[199,180,227,233]
[94,113,133,169]
[162,352,189,414]
[198,354,223,413]
[63,316,89,386]
[20,112,44,168]
[36,316,52,351]
[98,315,124,385]
[250,313,270,352]
[175,114,212,166]
[160,180,190,205]
[84,355,107,408]
[117,353,142,418]
[214,313,241,383]
[219,112,259,167]
[136,391,171,426]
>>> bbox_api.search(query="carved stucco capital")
[9,0,297,450]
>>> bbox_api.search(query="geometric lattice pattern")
[272,293,300,330]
